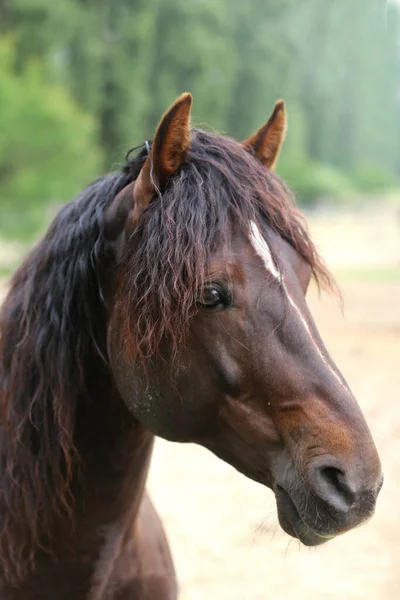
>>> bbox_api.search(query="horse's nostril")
[310,462,355,512]
[322,467,354,503]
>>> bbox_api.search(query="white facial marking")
[286,292,347,390]
[249,221,280,278]
[249,219,347,391]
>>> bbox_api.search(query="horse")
[0,93,382,599]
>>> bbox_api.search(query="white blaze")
[249,221,280,278]
[249,220,347,391]
[286,292,347,390]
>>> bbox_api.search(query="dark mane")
[116,129,332,361]
[0,130,330,583]
[0,169,137,582]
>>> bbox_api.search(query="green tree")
[0,38,101,237]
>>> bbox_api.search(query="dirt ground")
[0,209,399,599]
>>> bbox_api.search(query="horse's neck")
[74,373,154,537]
[1,385,156,597]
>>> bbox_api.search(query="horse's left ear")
[243,100,287,170]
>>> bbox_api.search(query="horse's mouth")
[275,486,333,547]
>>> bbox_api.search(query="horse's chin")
[275,486,332,547]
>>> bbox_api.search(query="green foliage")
[351,163,400,194]
[0,0,399,239]
[0,38,101,238]
[278,160,355,206]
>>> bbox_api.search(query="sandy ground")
[0,208,399,599]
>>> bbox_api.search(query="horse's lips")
[275,486,330,547]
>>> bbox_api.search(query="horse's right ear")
[132,93,193,223]
[104,93,193,238]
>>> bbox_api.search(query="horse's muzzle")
[274,455,383,546]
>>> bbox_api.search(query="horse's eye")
[198,284,229,310]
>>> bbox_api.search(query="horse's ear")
[104,93,193,237]
[151,92,193,187]
[133,93,193,220]
[243,100,287,170]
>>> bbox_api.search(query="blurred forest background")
[0,0,399,240]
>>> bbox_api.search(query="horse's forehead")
[209,221,297,279]
[205,219,312,299]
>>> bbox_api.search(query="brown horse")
[0,94,382,599]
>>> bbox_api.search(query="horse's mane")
[0,131,330,583]
[0,165,141,582]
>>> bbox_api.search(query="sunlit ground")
[0,205,399,599]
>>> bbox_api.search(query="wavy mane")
[0,170,135,582]
[0,131,331,583]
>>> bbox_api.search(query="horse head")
[106,94,382,546]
